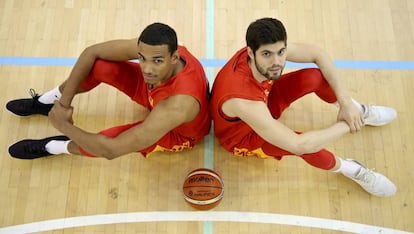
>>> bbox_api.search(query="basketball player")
[7,23,210,160]
[210,18,397,197]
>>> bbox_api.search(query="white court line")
[0,211,412,234]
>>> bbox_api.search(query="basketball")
[182,168,224,210]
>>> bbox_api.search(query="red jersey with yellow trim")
[210,47,273,152]
[147,46,210,147]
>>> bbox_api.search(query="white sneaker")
[363,104,397,126]
[343,159,397,197]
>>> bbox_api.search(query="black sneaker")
[8,135,70,159]
[6,89,54,116]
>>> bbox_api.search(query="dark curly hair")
[246,18,287,55]
[138,22,178,54]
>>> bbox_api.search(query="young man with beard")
[210,17,397,197]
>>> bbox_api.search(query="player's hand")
[337,102,365,133]
[49,101,74,131]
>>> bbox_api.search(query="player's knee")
[92,59,120,77]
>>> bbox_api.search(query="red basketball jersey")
[210,47,273,152]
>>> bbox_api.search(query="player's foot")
[8,136,70,159]
[343,159,396,197]
[362,104,397,126]
[6,89,53,116]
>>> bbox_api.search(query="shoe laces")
[29,88,40,99]
[356,167,377,185]
[347,159,376,184]
[29,88,42,107]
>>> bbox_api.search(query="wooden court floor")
[0,0,413,233]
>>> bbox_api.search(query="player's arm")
[222,98,350,155]
[286,43,364,132]
[59,38,139,107]
[50,94,200,159]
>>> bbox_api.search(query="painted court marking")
[0,211,411,234]
[203,1,215,232]
[1,57,414,70]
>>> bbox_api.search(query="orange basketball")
[182,168,224,210]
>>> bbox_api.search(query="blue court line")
[0,57,77,66]
[1,56,414,70]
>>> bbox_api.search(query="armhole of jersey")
[218,97,241,122]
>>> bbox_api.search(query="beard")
[254,58,284,81]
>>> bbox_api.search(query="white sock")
[45,140,71,155]
[333,99,364,113]
[334,158,361,178]
[38,86,62,104]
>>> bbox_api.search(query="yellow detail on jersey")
[148,96,154,107]
[233,147,271,159]
[150,141,192,155]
